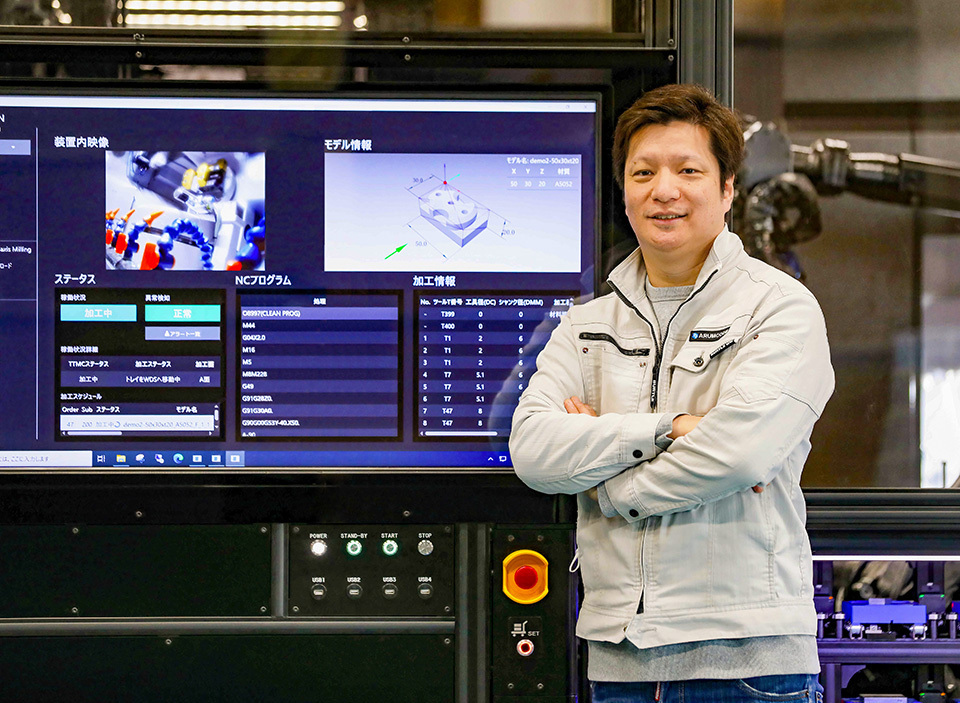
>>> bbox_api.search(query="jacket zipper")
[605,268,719,624]
[577,332,650,356]
[608,269,718,410]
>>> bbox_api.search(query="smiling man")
[510,84,834,702]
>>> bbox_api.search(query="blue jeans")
[591,675,824,703]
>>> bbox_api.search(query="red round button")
[514,565,539,590]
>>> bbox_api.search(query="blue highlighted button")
[60,304,137,322]
[0,140,31,156]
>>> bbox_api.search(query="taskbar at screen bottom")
[0,450,514,470]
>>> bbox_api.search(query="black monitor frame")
[0,32,677,522]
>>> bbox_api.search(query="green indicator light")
[382,539,399,556]
[345,539,363,557]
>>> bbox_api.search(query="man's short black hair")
[612,83,744,191]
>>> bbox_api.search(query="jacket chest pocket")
[667,337,738,414]
[577,332,651,414]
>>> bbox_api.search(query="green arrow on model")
[385,244,407,259]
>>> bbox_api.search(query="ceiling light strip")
[123,0,345,12]
[123,12,342,26]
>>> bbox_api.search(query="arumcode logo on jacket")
[689,327,729,342]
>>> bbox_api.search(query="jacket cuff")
[604,464,649,522]
[600,412,670,520]
[655,412,685,451]
[617,412,667,466]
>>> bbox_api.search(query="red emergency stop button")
[502,549,549,604]
[514,565,539,590]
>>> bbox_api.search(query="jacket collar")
[607,227,744,303]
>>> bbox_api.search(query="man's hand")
[563,396,597,416]
[669,413,702,439]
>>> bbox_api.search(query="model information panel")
[238,292,401,440]
[56,288,226,440]
[417,293,574,438]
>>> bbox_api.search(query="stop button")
[502,550,549,604]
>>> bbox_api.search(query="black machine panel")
[0,634,455,703]
[0,524,272,618]
[490,526,576,702]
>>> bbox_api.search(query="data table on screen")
[416,292,574,439]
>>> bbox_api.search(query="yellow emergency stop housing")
[502,549,549,604]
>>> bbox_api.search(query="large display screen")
[0,90,598,471]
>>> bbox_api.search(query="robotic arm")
[734,118,960,280]
[793,139,960,212]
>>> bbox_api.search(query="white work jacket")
[510,228,834,649]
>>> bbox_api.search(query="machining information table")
[238,292,401,440]
[416,292,573,439]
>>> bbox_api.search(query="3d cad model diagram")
[415,180,489,247]
[405,167,510,260]
[324,153,582,273]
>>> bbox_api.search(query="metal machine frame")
[5,6,957,703]
[808,492,960,702]
[11,5,880,702]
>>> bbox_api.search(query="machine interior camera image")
[105,150,265,272]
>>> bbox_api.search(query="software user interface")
[0,94,597,470]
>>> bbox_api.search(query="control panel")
[288,524,454,617]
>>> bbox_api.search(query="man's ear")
[721,175,735,212]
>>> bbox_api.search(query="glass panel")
[736,0,960,487]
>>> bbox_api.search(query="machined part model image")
[417,182,490,248]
